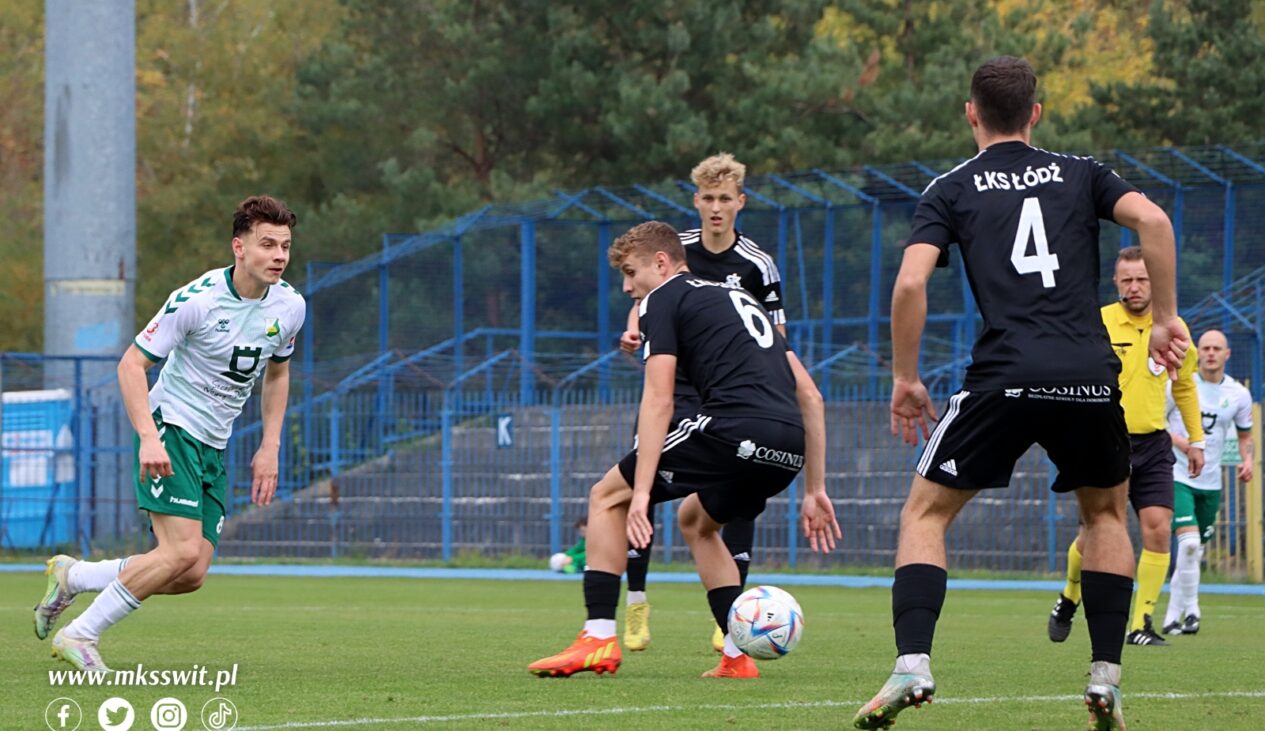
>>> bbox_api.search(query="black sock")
[1081,570,1132,665]
[707,585,743,632]
[892,563,948,656]
[584,570,620,621]
[626,536,652,593]
[723,519,754,589]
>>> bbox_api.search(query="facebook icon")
[44,697,81,730]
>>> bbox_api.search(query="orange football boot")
[528,631,622,678]
[701,652,759,678]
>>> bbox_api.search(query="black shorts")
[916,386,1130,492]
[1127,431,1175,512]
[617,415,804,524]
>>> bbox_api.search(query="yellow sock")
[1062,541,1083,604]
[1132,549,1171,632]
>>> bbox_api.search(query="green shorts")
[134,411,227,547]
[1172,481,1221,544]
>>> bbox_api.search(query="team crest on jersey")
[724,273,742,288]
[265,318,281,338]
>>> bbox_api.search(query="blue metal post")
[868,203,882,395]
[329,400,341,479]
[787,478,799,568]
[454,236,464,376]
[376,236,390,451]
[520,222,537,404]
[777,209,789,316]
[74,359,91,555]
[597,223,611,352]
[302,262,315,486]
[549,402,562,555]
[597,223,612,398]
[1047,460,1058,572]
[822,207,835,355]
[1223,184,1235,333]
[441,393,454,562]
[663,501,675,565]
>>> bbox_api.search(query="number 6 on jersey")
[730,290,774,348]
[1011,197,1060,287]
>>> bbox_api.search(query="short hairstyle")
[608,221,686,268]
[969,56,1038,135]
[573,517,587,530]
[233,195,297,239]
[1116,245,1143,264]
[690,152,746,190]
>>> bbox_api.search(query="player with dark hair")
[851,57,1185,731]
[618,153,787,653]
[529,221,840,680]
[34,195,306,672]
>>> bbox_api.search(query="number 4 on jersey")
[1011,197,1060,288]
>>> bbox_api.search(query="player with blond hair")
[531,221,839,680]
[619,153,789,653]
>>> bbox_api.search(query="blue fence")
[4,145,1265,575]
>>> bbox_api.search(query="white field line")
[236,691,1265,730]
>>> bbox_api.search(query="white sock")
[67,558,128,594]
[583,619,616,639]
[62,579,140,641]
[1185,541,1205,618]
[722,633,743,658]
[895,653,931,675]
[1173,532,1201,620]
[627,591,647,605]
[1163,580,1184,628]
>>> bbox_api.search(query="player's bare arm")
[786,349,840,552]
[627,354,675,549]
[1237,430,1255,482]
[620,302,641,353]
[890,243,942,444]
[117,344,173,481]
[1113,191,1186,378]
[251,358,290,506]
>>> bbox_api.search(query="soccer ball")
[727,585,803,660]
[548,552,571,572]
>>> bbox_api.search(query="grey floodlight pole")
[44,0,137,543]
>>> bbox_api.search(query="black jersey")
[907,141,1137,390]
[679,229,785,325]
[639,273,801,426]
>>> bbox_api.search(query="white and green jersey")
[134,267,306,450]
[1166,372,1252,491]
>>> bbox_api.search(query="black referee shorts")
[916,386,1130,492]
[1127,430,1175,512]
[617,414,804,524]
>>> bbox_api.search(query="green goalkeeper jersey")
[134,266,306,449]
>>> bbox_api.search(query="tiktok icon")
[200,697,239,731]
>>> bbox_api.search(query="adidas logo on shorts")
[939,459,958,477]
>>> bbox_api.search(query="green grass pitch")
[3,572,1263,729]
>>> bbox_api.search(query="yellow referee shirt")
[1101,302,1204,442]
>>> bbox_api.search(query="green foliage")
[0,1,45,351]
[1082,0,1265,147]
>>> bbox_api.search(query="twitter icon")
[98,697,134,731]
